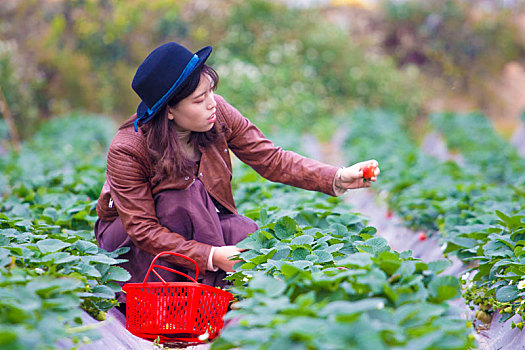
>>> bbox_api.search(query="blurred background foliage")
[0,0,524,142]
[201,0,424,137]
[380,0,525,123]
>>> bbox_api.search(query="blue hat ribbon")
[134,54,200,132]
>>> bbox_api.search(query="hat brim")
[136,46,213,121]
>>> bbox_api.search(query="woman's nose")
[208,94,216,109]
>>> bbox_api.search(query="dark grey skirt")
[94,179,258,303]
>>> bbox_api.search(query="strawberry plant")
[232,163,354,229]
[430,112,525,185]
[0,114,134,348]
[339,108,525,329]
[210,162,476,349]
[213,207,474,349]
[461,211,525,322]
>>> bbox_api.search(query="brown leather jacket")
[96,95,339,272]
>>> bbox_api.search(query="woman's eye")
[196,99,204,104]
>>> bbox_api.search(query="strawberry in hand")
[360,163,379,182]
[337,160,380,190]
[361,164,376,181]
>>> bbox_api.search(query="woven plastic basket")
[122,251,233,343]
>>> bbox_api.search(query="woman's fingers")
[212,245,243,272]
[339,159,380,189]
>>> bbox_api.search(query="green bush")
[381,0,524,89]
[0,1,191,127]
[0,1,426,141]
[211,0,424,139]
[0,41,41,139]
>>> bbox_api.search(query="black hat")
[131,42,212,131]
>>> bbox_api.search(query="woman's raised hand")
[212,245,244,272]
[338,159,380,190]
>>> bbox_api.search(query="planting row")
[0,115,130,349]
[212,164,474,349]
[339,109,525,327]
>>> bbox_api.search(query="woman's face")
[167,73,217,132]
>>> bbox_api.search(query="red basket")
[122,251,233,343]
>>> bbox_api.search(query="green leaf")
[291,235,314,246]
[70,240,99,255]
[41,252,79,265]
[26,276,83,297]
[36,239,71,253]
[272,246,291,260]
[237,233,264,251]
[306,254,318,263]
[496,285,520,302]
[428,275,459,303]
[359,226,377,240]
[313,250,333,263]
[249,273,286,297]
[74,262,102,278]
[88,285,116,299]
[280,263,310,280]
[291,247,309,260]
[382,284,399,303]
[483,240,513,258]
[274,216,297,240]
[101,266,131,283]
[324,243,344,253]
[319,298,386,316]
[82,255,120,265]
[336,252,372,267]
[496,211,524,231]
[375,251,402,276]
[356,237,389,255]
[251,251,272,265]
[514,246,525,257]
[0,328,17,346]
[448,236,477,249]
[260,208,269,225]
[239,250,261,261]
[427,260,452,274]
[42,207,59,222]
[237,231,276,252]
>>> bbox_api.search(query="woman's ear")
[167,107,174,120]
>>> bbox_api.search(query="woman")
[94,42,380,304]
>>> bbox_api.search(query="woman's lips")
[208,113,216,123]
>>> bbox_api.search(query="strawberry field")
[2,1,525,349]
[1,108,524,349]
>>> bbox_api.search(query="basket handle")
[143,251,199,284]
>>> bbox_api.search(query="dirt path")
[55,308,210,350]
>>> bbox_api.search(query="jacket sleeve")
[106,137,212,272]
[216,95,339,196]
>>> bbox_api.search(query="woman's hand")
[212,245,244,272]
[338,159,380,190]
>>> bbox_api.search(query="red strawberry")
[418,232,427,241]
[361,164,376,180]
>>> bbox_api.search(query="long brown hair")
[121,64,224,184]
